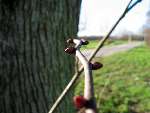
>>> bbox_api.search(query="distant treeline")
[78,35,144,41]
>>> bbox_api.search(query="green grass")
[75,44,150,113]
[81,39,128,50]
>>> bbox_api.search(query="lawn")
[81,39,128,50]
[75,44,150,113]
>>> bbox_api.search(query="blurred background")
[75,1,150,113]
[78,0,150,42]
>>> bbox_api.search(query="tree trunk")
[0,0,81,113]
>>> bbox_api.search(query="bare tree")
[143,6,150,47]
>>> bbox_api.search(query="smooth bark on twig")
[76,49,96,113]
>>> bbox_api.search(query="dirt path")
[82,41,143,58]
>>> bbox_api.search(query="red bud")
[90,62,103,70]
[64,47,76,54]
[73,96,87,109]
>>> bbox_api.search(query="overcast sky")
[78,0,150,36]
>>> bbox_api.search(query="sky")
[78,0,150,36]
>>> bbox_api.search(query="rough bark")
[0,0,81,113]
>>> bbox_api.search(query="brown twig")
[48,0,142,112]
[76,47,96,113]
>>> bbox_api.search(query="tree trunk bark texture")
[0,0,81,113]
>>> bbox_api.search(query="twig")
[76,43,96,113]
[48,0,142,113]
[127,0,142,12]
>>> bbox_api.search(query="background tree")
[0,0,81,113]
[143,7,150,47]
